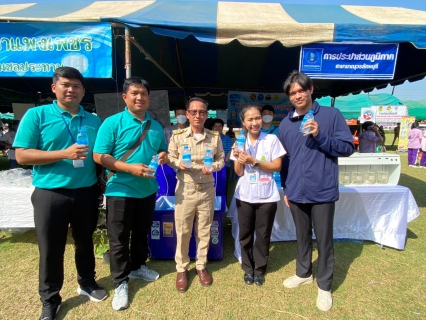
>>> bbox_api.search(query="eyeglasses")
[187,110,208,116]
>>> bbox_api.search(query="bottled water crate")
[148,195,226,260]
[338,153,400,186]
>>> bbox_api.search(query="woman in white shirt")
[231,105,286,286]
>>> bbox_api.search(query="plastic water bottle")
[182,145,192,168]
[76,129,89,154]
[147,155,159,176]
[273,172,282,188]
[204,149,213,172]
[299,110,315,134]
[236,131,246,152]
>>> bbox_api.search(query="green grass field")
[1,136,425,319]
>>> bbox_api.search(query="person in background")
[209,118,233,170]
[0,126,6,157]
[226,125,236,141]
[420,128,426,168]
[0,120,19,167]
[359,121,382,153]
[167,97,224,293]
[164,106,188,145]
[231,105,285,286]
[391,123,400,147]
[260,105,279,135]
[407,121,423,168]
[13,67,107,320]
[278,71,354,312]
[378,125,386,152]
[93,77,168,311]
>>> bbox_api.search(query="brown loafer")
[176,271,188,293]
[196,268,212,287]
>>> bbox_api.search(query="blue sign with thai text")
[300,43,398,79]
[0,22,112,78]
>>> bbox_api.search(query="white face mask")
[176,115,187,124]
[262,115,273,124]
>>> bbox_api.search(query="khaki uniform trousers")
[174,181,215,272]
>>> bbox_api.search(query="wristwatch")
[253,160,260,168]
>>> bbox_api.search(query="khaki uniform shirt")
[168,127,225,184]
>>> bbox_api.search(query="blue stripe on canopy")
[0,3,90,19]
[281,4,373,24]
[120,1,218,42]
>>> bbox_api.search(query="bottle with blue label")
[182,145,192,168]
[273,172,282,188]
[236,131,246,152]
[147,155,159,176]
[76,128,89,154]
[204,149,213,172]
[299,110,315,134]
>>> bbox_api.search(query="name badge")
[73,160,84,168]
[248,168,258,184]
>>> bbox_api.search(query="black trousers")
[32,184,99,305]
[289,201,335,291]
[236,199,277,275]
[106,193,156,288]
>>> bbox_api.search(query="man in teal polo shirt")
[14,67,107,320]
[93,77,168,311]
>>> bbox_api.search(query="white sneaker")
[283,274,313,288]
[316,288,333,311]
[129,265,159,282]
[112,281,129,311]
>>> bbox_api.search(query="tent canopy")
[317,93,426,120]
[2,0,426,109]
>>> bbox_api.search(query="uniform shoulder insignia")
[207,129,219,136]
[173,129,185,135]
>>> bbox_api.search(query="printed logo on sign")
[211,233,219,239]
[212,221,219,226]
[302,48,323,71]
[211,229,219,235]
[211,226,218,232]
[212,238,219,244]
[363,110,374,121]
[152,221,160,227]
[151,228,160,240]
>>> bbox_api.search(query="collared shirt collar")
[124,107,151,123]
[53,100,85,117]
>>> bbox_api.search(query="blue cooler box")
[148,195,226,260]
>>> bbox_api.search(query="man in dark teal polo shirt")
[93,77,168,311]
[14,67,107,320]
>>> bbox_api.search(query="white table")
[0,186,35,228]
[227,186,420,261]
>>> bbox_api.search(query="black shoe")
[39,302,60,320]
[254,274,265,286]
[244,273,254,285]
[77,282,108,302]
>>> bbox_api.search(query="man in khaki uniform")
[168,97,224,293]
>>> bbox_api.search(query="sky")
[371,78,426,101]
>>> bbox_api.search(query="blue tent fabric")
[2,0,426,48]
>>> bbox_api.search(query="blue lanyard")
[58,111,82,144]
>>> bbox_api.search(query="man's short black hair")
[53,67,84,86]
[262,105,275,114]
[362,121,374,131]
[283,70,313,96]
[123,76,150,94]
[186,97,209,110]
[208,118,224,130]
[174,106,187,113]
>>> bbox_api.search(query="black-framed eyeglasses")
[187,110,208,116]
